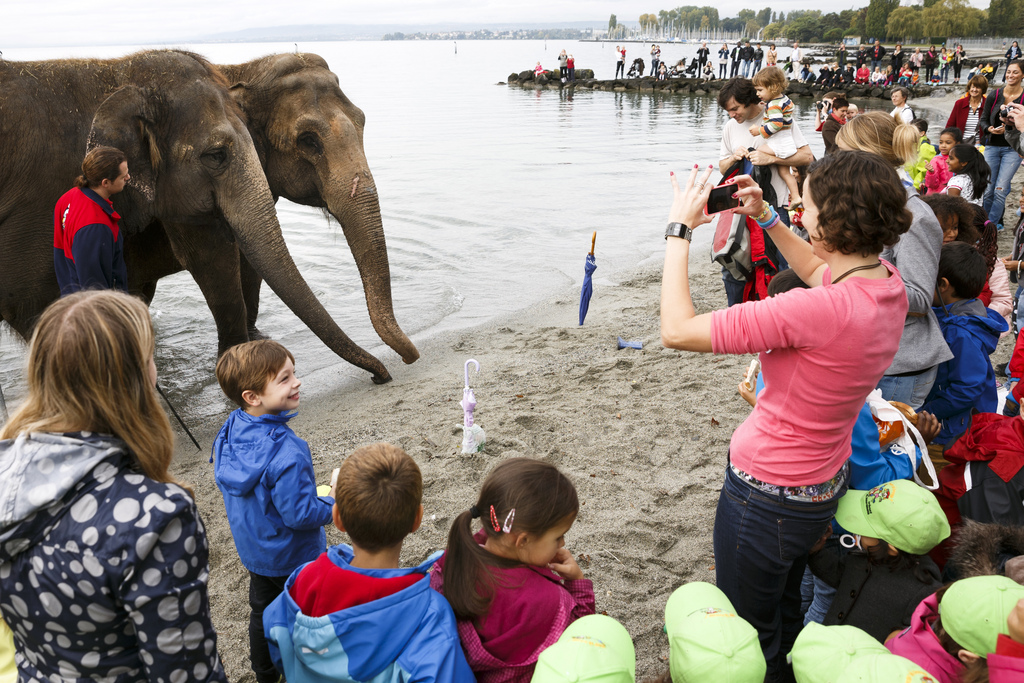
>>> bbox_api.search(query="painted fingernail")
[732,193,738,198]
[708,164,714,168]
[693,163,699,168]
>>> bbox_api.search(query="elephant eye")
[297,132,323,155]
[201,147,228,169]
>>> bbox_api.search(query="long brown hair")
[74,146,126,189]
[1,291,176,484]
[441,458,579,620]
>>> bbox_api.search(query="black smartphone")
[705,183,740,214]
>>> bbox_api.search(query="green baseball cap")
[531,614,635,683]
[834,480,950,554]
[835,653,939,682]
[664,582,765,683]
[789,623,889,683]
[939,575,1024,658]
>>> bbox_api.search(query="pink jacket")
[710,260,908,485]
[991,634,1024,683]
[885,593,963,683]
[925,154,953,194]
[430,532,596,683]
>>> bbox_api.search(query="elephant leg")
[238,251,268,340]
[164,222,250,355]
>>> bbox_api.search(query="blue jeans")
[742,59,753,77]
[872,59,881,71]
[877,365,938,410]
[714,466,842,681]
[983,144,1024,226]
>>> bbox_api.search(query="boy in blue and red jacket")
[921,242,1008,447]
[264,443,473,683]
[213,340,335,683]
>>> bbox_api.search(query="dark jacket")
[822,113,845,155]
[920,298,1007,445]
[808,546,942,642]
[1007,45,1023,61]
[891,49,905,70]
[982,88,1024,147]
[872,45,887,60]
[0,433,228,682]
[753,47,764,62]
[837,47,848,66]
[52,186,128,295]
[924,50,937,67]
[856,49,868,66]
[697,46,710,61]
[739,45,754,60]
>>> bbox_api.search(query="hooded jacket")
[213,409,333,576]
[429,530,595,683]
[886,593,963,683]
[0,432,226,682]
[263,545,474,682]
[920,299,1007,444]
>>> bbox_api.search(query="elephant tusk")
[350,175,359,198]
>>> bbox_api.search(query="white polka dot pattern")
[0,443,227,682]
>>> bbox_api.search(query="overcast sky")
[2,0,985,47]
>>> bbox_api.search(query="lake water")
[0,40,954,419]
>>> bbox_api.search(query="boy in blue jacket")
[213,340,335,683]
[264,442,474,682]
[921,242,1008,447]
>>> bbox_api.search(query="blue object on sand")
[617,337,643,350]
[579,232,597,326]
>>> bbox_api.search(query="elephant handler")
[53,146,130,294]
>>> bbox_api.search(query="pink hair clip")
[502,509,516,533]
[489,505,501,532]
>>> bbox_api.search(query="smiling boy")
[213,339,335,683]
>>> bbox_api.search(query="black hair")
[832,98,850,109]
[912,118,929,134]
[949,143,990,200]
[940,126,963,143]
[717,77,760,109]
[767,269,810,297]
[864,543,941,585]
[937,241,987,300]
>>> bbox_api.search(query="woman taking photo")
[660,151,911,679]
[946,74,988,143]
[835,112,952,407]
[951,44,967,84]
[0,291,227,682]
[981,59,1024,228]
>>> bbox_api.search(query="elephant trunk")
[327,175,419,365]
[223,169,392,383]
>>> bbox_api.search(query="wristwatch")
[665,222,693,241]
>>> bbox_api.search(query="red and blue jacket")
[52,187,127,294]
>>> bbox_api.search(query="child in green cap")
[806,480,949,642]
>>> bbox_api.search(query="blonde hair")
[835,111,919,167]
[215,340,295,409]
[752,66,788,99]
[1,291,176,484]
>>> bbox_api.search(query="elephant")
[0,50,396,383]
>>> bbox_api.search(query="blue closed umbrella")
[579,232,596,326]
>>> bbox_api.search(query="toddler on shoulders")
[749,67,802,208]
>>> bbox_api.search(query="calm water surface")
[0,40,951,418]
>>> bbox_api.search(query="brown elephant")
[218,53,419,367]
[0,50,395,383]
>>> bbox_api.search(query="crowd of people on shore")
[5,51,1024,683]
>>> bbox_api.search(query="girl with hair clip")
[836,111,953,410]
[0,290,227,682]
[431,458,594,682]
[946,143,992,208]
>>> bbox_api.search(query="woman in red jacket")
[946,75,989,144]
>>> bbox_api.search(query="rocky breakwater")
[504,71,965,102]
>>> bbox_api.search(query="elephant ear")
[87,85,164,203]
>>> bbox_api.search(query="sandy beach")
[168,160,1024,681]
[170,245,753,681]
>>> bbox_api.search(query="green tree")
[763,22,785,40]
[988,0,1024,36]
[788,14,825,42]
[824,28,844,42]
[757,7,772,26]
[737,8,757,23]
[865,0,900,39]
[922,0,984,37]
[778,11,786,22]
[923,0,941,6]
[886,6,923,40]
[745,19,761,36]
[609,14,617,33]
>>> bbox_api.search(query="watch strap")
[665,222,693,241]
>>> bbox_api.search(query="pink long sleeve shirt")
[710,261,908,486]
[924,154,953,194]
